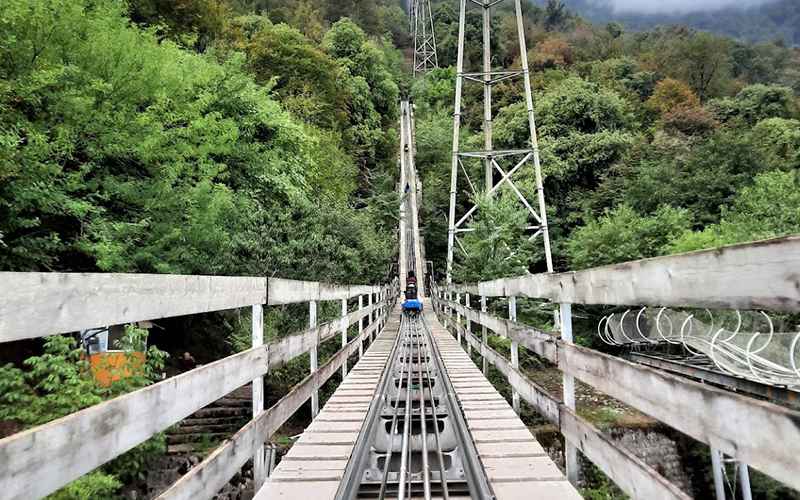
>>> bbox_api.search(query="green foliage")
[0,326,168,496]
[0,0,396,285]
[411,67,457,115]
[454,194,537,282]
[608,129,767,226]
[47,471,122,500]
[669,171,800,253]
[221,18,348,130]
[567,204,691,269]
[750,118,800,171]
[711,84,798,125]
[128,0,227,49]
[0,336,102,426]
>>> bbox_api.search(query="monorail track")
[337,312,493,499]
[256,306,580,500]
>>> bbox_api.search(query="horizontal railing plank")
[442,300,557,363]
[0,346,268,500]
[0,299,385,500]
[0,273,267,342]
[559,410,690,500]
[457,322,560,424]
[559,343,800,491]
[158,318,384,500]
[267,278,379,305]
[445,236,800,311]
[267,303,378,367]
[449,313,689,500]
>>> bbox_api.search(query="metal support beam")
[739,462,753,500]
[482,1,492,193]
[711,447,726,500]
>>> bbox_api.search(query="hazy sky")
[600,0,780,14]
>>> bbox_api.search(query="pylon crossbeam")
[491,158,542,223]
[458,149,532,158]
[453,153,533,229]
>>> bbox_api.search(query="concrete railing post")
[341,298,348,378]
[309,300,319,418]
[711,448,726,500]
[442,292,450,330]
[358,295,364,358]
[456,292,462,344]
[739,462,753,500]
[509,296,520,414]
[560,302,578,485]
[251,304,266,489]
[448,290,453,327]
[367,292,373,342]
[465,293,472,355]
[481,295,488,375]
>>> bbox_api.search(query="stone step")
[191,407,250,418]
[167,443,198,454]
[167,432,230,445]
[180,416,248,427]
[173,423,243,435]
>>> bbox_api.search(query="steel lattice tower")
[411,0,438,76]
[445,0,554,283]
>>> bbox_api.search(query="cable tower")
[411,0,438,75]
[445,0,554,283]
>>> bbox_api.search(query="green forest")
[413,0,800,283]
[1,0,799,498]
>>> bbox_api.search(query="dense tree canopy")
[0,0,398,281]
[415,0,800,280]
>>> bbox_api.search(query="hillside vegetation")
[1,1,799,498]
[414,0,800,283]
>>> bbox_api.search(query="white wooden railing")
[0,273,398,500]
[432,236,800,500]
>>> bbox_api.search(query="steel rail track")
[335,312,495,499]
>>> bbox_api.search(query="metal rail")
[336,313,495,499]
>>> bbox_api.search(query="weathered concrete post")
[251,304,266,489]
[560,303,578,485]
[443,290,449,329]
[711,448,726,500]
[509,296,520,413]
[367,292,373,342]
[465,293,472,355]
[341,298,348,378]
[481,295,488,375]
[449,290,453,324]
[456,292,462,344]
[309,300,319,418]
[358,295,364,358]
[740,462,753,500]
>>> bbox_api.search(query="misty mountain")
[541,0,800,46]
